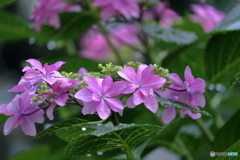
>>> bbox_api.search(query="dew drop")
[97,152,103,155]
[82,127,87,131]
[29,37,35,45]
[97,123,102,126]
[47,41,56,50]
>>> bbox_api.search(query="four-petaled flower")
[0,92,44,136]
[118,64,166,113]
[75,76,127,120]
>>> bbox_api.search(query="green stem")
[97,21,124,65]
[110,111,119,126]
[196,118,214,142]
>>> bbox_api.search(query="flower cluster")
[0,59,206,136]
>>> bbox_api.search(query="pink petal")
[26,59,43,72]
[168,73,184,87]
[21,116,37,136]
[28,109,45,123]
[0,104,11,115]
[105,98,124,116]
[102,76,113,95]
[46,102,57,120]
[133,90,145,105]
[82,101,98,115]
[178,92,191,106]
[75,88,93,102]
[189,78,206,93]
[48,13,61,29]
[184,66,195,84]
[162,106,176,124]
[144,76,166,89]
[139,87,150,96]
[181,109,202,119]
[100,5,117,21]
[93,0,112,6]
[191,92,205,107]
[84,76,102,95]
[4,116,20,135]
[96,99,111,120]
[122,66,137,83]
[105,81,127,96]
[122,83,139,94]
[143,94,158,113]
[126,96,136,108]
[54,93,69,106]
[139,65,153,84]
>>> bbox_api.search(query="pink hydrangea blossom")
[143,2,180,28]
[29,0,80,32]
[93,0,140,21]
[167,66,205,119]
[190,4,225,32]
[19,59,66,94]
[40,79,81,120]
[75,76,127,120]
[118,64,166,113]
[0,92,44,136]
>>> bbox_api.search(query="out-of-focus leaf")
[0,114,8,124]
[0,0,17,8]
[142,24,198,45]
[65,123,162,157]
[205,31,240,87]
[34,12,97,43]
[0,10,33,42]
[213,109,240,151]
[232,72,240,87]
[212,2,240,33]
[156,97,211,116]
[41,53,100,72]
[216,140,240,160]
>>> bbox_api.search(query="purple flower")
[19,59,66,93]
[143,2,180,28]
[75,76,127,120]
[0,92,44,136]
[190,4,225,32]
[118,64,166,113]
[168,66,206,108]
[40,79,80,120]
[93,0,140,21]
[29,0,80,32]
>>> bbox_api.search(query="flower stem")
[97,21,124,65]
[110,111,119,126]
[196,118,214,142]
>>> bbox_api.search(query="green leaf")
[216,140,240,160]
[34,118,90,139]
[0,0,17,8]
[232,72,240,87]
[213,109,240,151]
[142,24,198,45]
[0,10,33,42]
[212,2,240,33]
[65,123,162,157]
[0,114,8,124]
[156,97,211,116]
[34,12,97,43]
[205,31,240,87]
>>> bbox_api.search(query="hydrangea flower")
[143,2,180,28]
[118,64,166,113]
[0,92,44,136]
[93,0,140,21]
[166,66,205,119]
[19,59,66,93]
[190,4,225,32]
[75,76,127,120]
[29,0,80,32]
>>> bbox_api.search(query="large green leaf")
[213,109,240,151]
[212,2,240,33]
[34,118,92,139]
[205,31,240,87]
[216,140,240,160]
[34,12,97,43]
[142,24,198,45]
[0,0,17,8]
[0,10,33,42]
[156,97,211,116]
[65,123,162,157]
